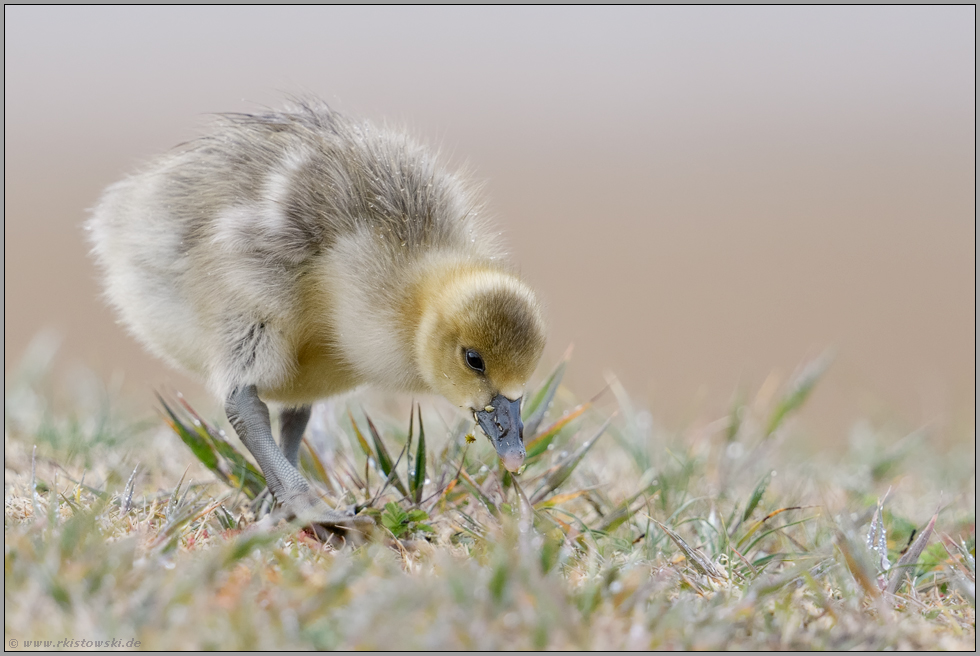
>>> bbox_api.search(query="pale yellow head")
[415,268,546,411]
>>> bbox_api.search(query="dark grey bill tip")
[474,393,525,472]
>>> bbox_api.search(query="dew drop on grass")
[726,442,744,459]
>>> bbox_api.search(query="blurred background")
[4,6,975,442]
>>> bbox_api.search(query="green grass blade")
[158,394,221,475]
[593,489,646,533]
[523,347,570,435]
[530,413,615,504]
[742,472,771,523]
[347,410,375,460]
[413,405,427,504]
[166,467,189,521]
[835,525,882,599]
[365,413,408,496]
[202,429,266,499]
[653,518,727,580]
[300,437,337,495]
[458,469,499,518]
[525,402,590,460]
[764,350,832,438]
[406,405,416,501]
[726,391,745,443]
[454,509,488,539]
[160,393,266,499]
[736,506,804,550]
[743,516,815,555]
[511,476,536,525]
[887,511,938,595]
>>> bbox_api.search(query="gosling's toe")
[280,490,373,527]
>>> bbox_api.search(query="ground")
[4,349,975,650]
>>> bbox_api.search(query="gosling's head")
[415,269,546,472]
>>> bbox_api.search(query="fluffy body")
[88,101,545,413]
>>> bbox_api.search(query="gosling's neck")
[319,240,506,393]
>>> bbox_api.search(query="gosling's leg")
[279,405,312,468]
[225,385,371,532]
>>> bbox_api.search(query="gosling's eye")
[464,348,486,373]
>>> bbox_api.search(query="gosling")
[87,99,546,531]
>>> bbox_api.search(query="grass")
[4,344,975,650]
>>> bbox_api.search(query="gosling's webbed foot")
[276,489,374,530]
[226,385,373,539]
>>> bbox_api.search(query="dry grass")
[4,343,975,650]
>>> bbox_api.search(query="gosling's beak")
[474,394,525,472]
